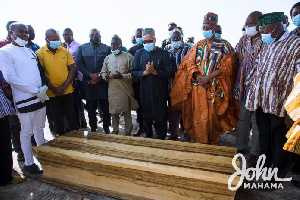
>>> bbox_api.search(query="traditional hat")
[143,28,155,36]
[203,12,218,25]
[258,12,284,26]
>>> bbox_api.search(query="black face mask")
[90,37,100,45]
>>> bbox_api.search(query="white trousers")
[18,107,46,166]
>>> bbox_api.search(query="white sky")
[0,0,298,49]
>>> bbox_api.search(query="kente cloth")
[246,32,300,117]
[233,35,263,100]
[284,72,300,155]
[171,39,237,144]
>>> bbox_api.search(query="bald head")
[245,11,262,36]
[45,29,58,39]
[9,22,26,32]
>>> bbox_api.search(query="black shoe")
[104,129,110,134]
[24,163,42,173]
[133,127,143,137]
[291,180,300,189]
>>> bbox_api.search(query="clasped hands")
[192,72,209,89]
[143,62,157,76]
[105,71,123,80]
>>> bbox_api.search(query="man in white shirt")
[0,22,48,173]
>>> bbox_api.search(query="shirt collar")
[68,40,76,47]
[278,30,289,42]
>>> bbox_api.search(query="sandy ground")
[0,109,300,200]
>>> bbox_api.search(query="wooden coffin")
[33,131,240,200]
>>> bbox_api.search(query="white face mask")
[245,26,258,37]
[14,37,28,46]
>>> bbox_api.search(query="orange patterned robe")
[171,39,237,145]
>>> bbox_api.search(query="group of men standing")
[0,3,300,190]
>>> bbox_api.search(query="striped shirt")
[0,87,15,118]
[233,35,262,100]
[246,31,300,117]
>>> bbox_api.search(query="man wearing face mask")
[168,30,190,140]
[246,12,300,179]
[101,35,138,135]
[131,35,137,47]
[185,36,194,48]
[283,15,290,32]
[290,2,300,36]
[25,25,40,52]
[162,22,177,50]
[76,29,111,134]
[171,12,236,145]
[233,11,263,167]
[131,28,174,140]
[0,22,48,173]
[128,28,145,136]
[36,28,78,136]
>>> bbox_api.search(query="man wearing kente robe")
[171,12,236,145]
[246,12,300,178]
[131,28,174,140]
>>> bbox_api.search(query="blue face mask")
[282,24,287,31]
[188,42,194,47]
[261,33,276,45]
[215,33,222,38]
[136,38,143,45]
[111,49,120,55]
[203,30,213,39]
[172,41,182,49]
[144,43,154,52]
[293,14,300,27]
[48,40,60,49]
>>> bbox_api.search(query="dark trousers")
[0,116,13,183]
[74,84,85,128]
[86,99,111,132]
[9,115,22,154]
[256,107,292,178]
[49,93,79,136]
[132,80,143,128]
[143,118,167,140]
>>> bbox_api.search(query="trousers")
[256,107,292,178]
[111,110,132,135]
[18,107,46,166]
[236,100,260,155]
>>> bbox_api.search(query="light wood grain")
[33,131,239,200]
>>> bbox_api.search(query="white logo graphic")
[228,153,292,191]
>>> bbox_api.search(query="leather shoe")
[104,129,110,134]
[24,163,42,173]
[133,127,143,137]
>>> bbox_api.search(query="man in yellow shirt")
[36,29,78,136]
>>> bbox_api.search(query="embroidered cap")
[203,12,218,25]
[258,12,284,26]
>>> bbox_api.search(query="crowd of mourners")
[0,2,300,190]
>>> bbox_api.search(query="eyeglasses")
[143,40,154,44]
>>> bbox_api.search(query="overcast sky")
[0,0,298,49]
